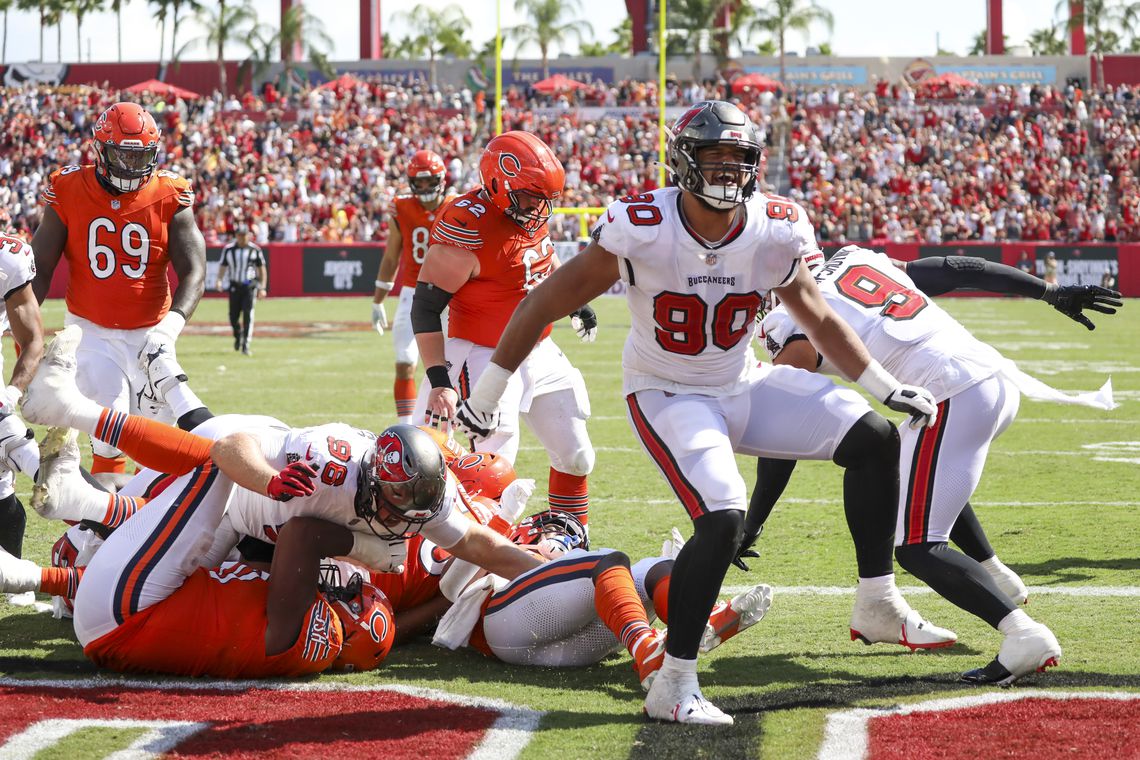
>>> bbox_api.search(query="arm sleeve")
[906,256,1048,298]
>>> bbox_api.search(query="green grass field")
[1,295,1138,758]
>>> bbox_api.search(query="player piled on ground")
[372,150,457,424]
[453,101,955,725]
[414,131,598,527]
[751,244,1122,685]
[30,101,206,486]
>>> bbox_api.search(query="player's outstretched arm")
[30,206,67,304]
[265,517,353,656]
[446,521,543,581]
[167,207,207,319]
[4,284,44,397]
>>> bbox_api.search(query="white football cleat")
[661,527,686,560]
[961,622,1061,686]
[32,428,106,523]
[644,674,733,726]
[700,583,773,653]
[0,546,41,595]
[983,557,1029,606]
[21,325,85,427]
[850,594,957,650]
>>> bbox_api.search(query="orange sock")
[394,378,417,420]
[594,565,653,655]
[39,567,83,599]
[548,468,589,526]
[91,453,129,474]
[93,410,213,475]
[101,493,147,529]
[651,575,671,625]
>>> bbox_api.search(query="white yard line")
[722,585,1140,597]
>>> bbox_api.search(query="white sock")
[997,608,1036,635]
[165,383,206,420]
[980,556,1008,574]
[857,573,897,598]
[10,441,41,477]
[70,399,104,435]
[397,415,415,426]
[1,553,42,594]
[658,652,698,681]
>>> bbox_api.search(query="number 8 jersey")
[40,164,193,329]
[593,187,818,395]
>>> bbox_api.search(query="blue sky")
[0,0,1063,64]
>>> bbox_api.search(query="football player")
[22,325,544,585]
[31,102,206,484]
[412,131,597,527]
[751,245,1122,685]
[0,232,44,574]
[453,101,951,724]
[372,151,456,424]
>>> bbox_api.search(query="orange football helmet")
[478,131,565,236]
[449,451,517,501]
[91,102,161,193]
[408,149,447,205]
[417,425,470,465]
[323,567,396,673]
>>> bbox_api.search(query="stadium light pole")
[658,0,666,188]
[496,0,504,135]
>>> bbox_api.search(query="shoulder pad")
[593,194,666,256]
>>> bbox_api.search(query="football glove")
[885,385,939,429]
[371,302,389,335]
[349,531,407,574]
[454,399,501,440]
[731,526,762,572]
[137,311,184,367]
[1042,284,1123,331]
[569,304,598,343]
[266,461,318,501]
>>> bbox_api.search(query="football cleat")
[850,594,957,650]
[33,428,107,523]
[0,546,41,595]
[661,527,685,560]
[700,583,773,653]
[644,674,733,726]
[961,623,1061,686]
[21,326,85,428]
[984,558,1029,606]
[631,628,667,692]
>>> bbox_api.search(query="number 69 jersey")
[592,187,819,396]
[40,164,193,329]
[760,246,1004,401]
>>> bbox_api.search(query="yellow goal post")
[552,207,606,242]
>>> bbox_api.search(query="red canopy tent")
[125,79,201,99]
[730,73,782,94]
[531,73,588,93]
[916,71,978,96]
[317,73,367,91]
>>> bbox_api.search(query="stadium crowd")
[1,76,1138,245]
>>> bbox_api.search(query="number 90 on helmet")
[355,424,448,540]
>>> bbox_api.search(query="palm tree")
[168,0,202,66]
[392,3,472,87]
[748,0,834,84]
[15,0,47,60]
[968,29,1009,55]
[506,0,593,78]
[108,0,129,61]
[668,0,729,80]
[580,16,631,57]
[73,0,103,62]
[175,0,259,94]
[0,0,13,64]
[246,5,335,94]
[1027,24,1068,55]
[149,0,171,63]
[43,0,66,63]
[1061,0,1140,84]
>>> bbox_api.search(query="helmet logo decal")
[377,431,411,481]
[498,152,521,178]
[367,606,389,644]
[673,103,707,135]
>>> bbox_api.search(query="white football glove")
[0,407,34,462]
[348,530,407,573]
[137,311,185,367]
[569,305,598,343]
[454,399,501,440]
[884,385,939,429]
[371,302,389,335]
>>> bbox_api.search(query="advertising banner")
[301,245,382,294]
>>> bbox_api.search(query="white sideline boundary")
[0,677,543,760]
[817,690,1140,760]
[722,584,1140,597]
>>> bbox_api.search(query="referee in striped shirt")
[214,224,266,356]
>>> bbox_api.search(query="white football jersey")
[593,187,818,395]
[760,246,1004,401]
[0,233,36,334]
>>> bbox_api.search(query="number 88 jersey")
[592,186,818,396]
[40,164,193,329]
[393,193,454,290]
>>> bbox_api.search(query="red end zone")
[0,678,541,759]
[819,691,1140,760]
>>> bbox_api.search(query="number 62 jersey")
[592,187,819,396]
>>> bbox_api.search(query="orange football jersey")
[368,534,445,611]
[429,188,555,347]
[41,164,193,329]
[393,194,453,289]
[83,564,343,678]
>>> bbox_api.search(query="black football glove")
[1042,284,1123,331]
[569,305,598,343]
[732,526,762,572]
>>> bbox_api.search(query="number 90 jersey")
[593,187,818,395]
[429,188,555,347]
[760,246,1004,401]
[393,193,454,289]
[41,164,193,329]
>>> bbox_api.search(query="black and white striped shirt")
[220,242,266,286]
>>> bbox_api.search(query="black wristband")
[425,365,453,389]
